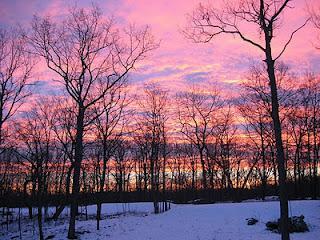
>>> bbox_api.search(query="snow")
[1,200,319,240]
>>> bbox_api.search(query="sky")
[0,0,319,98]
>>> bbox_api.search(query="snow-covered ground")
[1,200,319,240]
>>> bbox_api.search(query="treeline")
[0,63,319,204]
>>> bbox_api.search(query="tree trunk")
[312,115,318,199]
[28,206,33,220]
[37,205,44,240]
[37,177,44,240]
[68,106,85,239]
[96,202,102,230]
[265,45,290,240]
[199,150,207,189]
[260,124,267,200]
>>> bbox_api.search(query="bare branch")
[274,18,310,61]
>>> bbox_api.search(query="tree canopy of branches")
[29,6,157,239]
[134,84,170,213]
[0,28,33,146]
[185,1,310,239]
[177,87,222,190]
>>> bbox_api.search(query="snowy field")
[1,200,319,240]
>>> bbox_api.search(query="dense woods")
[0,1,319,240]
[2,74,319,199]
[5,72,319,198]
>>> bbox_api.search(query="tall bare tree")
[135,84,170,213]
[238,62,294,197]
[15,101,55,240]
[0,27,33,204]
[185,1,309,239]
[49,98,77,220]
[291,73,320,199]
[92,82,128,230]
[29,6,157,238]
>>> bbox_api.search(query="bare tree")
[177,87,222,190]
[238,87,274,199]
[288,73,320,199]
[134,84,170,213]
[185,1,309,238]
[0,27,33,146]
[15,101,55,240]
[92,82,128,230]
[238,62,294,197]
[49,98,77,220]
[0,28,33,226]
[29,5,157,238]
[111,139,134,194]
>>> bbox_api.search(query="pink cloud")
[0,0,318,99]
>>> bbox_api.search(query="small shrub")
[266,215,309,233]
